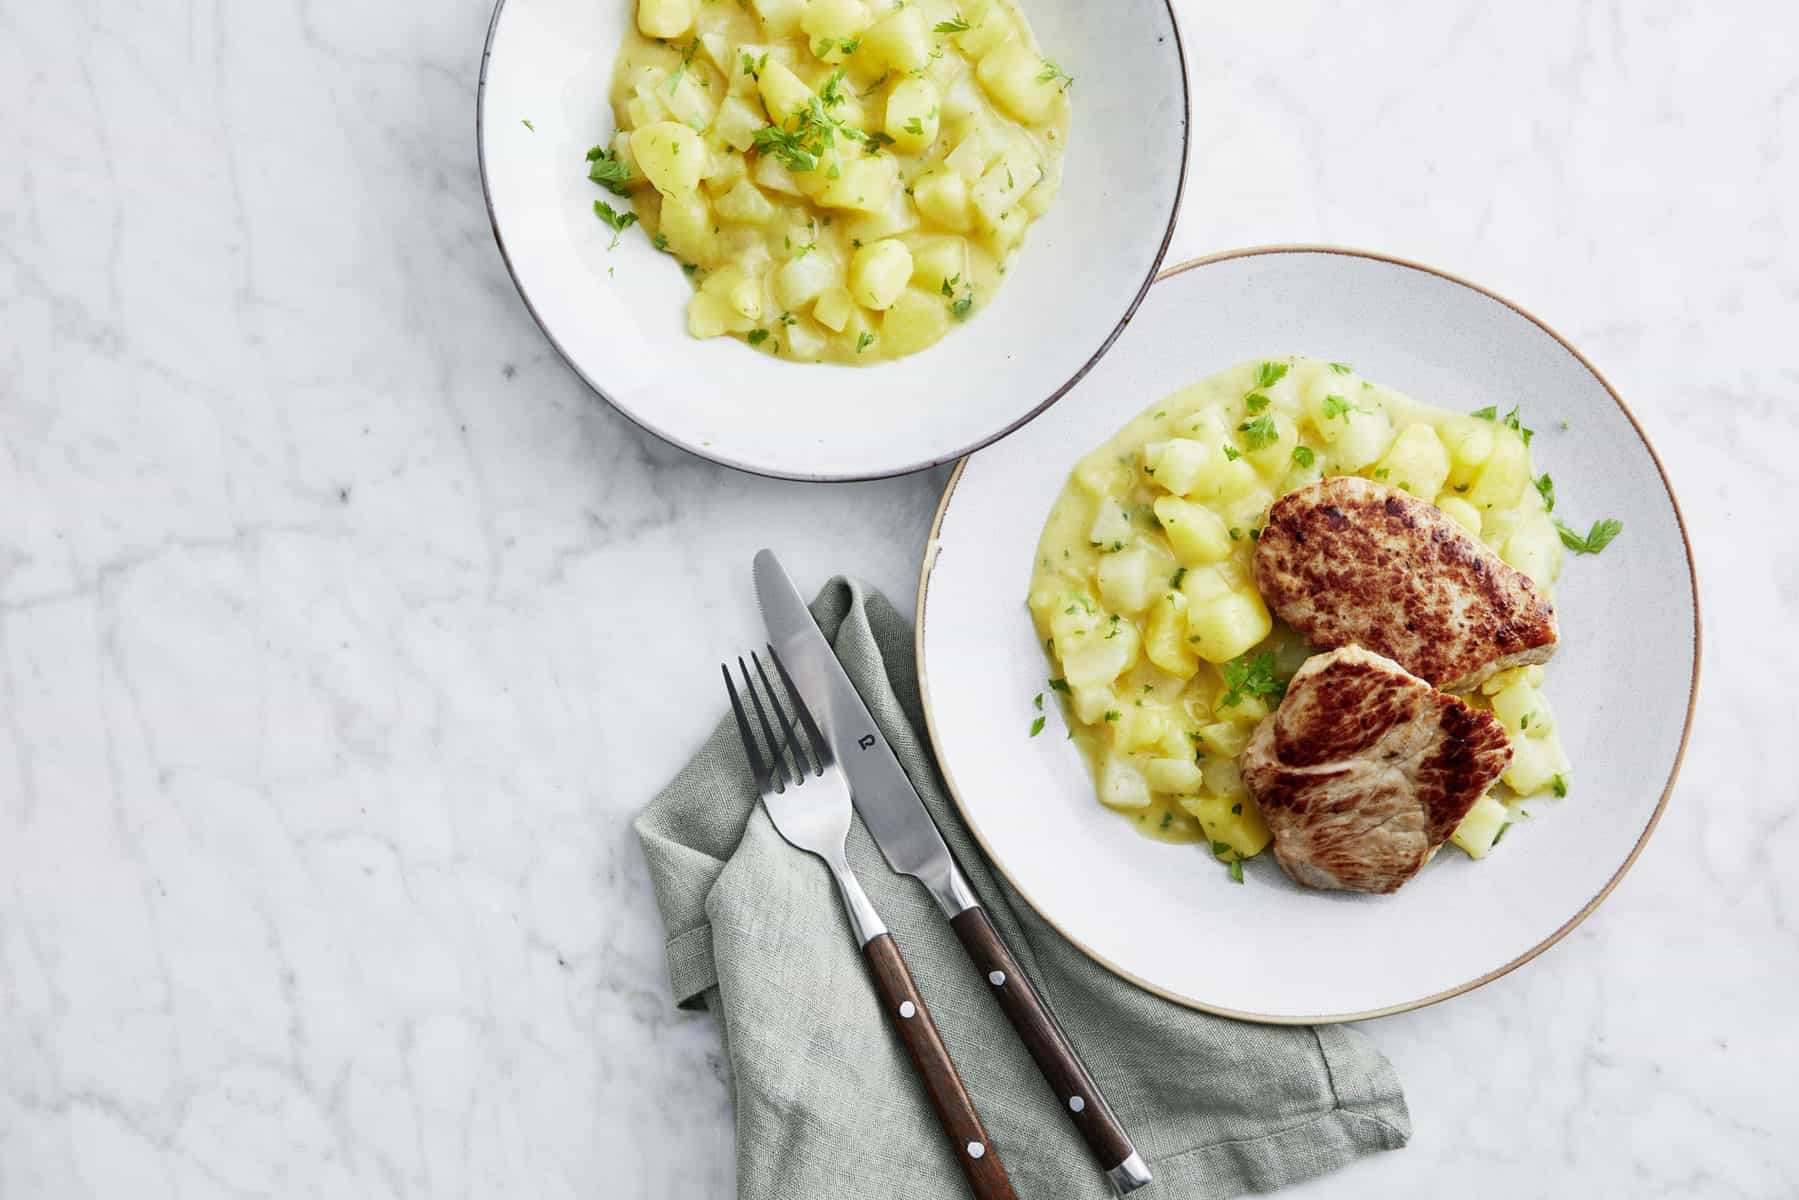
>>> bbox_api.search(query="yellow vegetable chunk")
[1183,793,1273,858]
[848,238,912,310]
[637,0,695,39]
[1061,620,1139,689]
[879,287,951,357]
[811,285,857,332]
[1099,756,1151,810]
[1376,422,1451,498]
[1451,792,1510,859]
[757,61,814,122]
[1180,566,1272,664]
[975,43,1061,124]
[1143,591,1199,679]
[885,77,941,154]
[909,237,969,296]
[800,0,869,46]
[954,1,1014,56]
[1437,495,1483,535]
[1468,426,1529,509]
[714,95,766,152]
[1146,757,1204,795]
[1503,512,1563,589]
[1152,496,1232,564]
[1195,721,1250,759]
[714,178,777,225]
[1444,419,1495,489]
[944,127,998,182]
[817,155,898,213]
[913,170,974,231]
[630,121,705,195]
[857,5,930,73]
[750,0,805,37]
[1096,547,1155,615]
[773,251,839,309]
[657,188,713,261]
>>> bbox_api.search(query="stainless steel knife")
[752,548,1152,1195]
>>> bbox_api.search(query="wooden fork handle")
[951,906,1148,1191]
[863,933,1019,1200]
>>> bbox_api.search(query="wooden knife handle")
[863,933,1019,1200]
[951,906,1143,1185]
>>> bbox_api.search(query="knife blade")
[752,548,979,918]
[751,548,1153,1194]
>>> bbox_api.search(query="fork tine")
[766,644,833,769]
[739,656,790,790]
[752,652,815,779]
[722,663,768,789]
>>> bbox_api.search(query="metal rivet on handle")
[898,1001,916,1019]
[1069,1095,1086,1113]
[967,1142,985,1160]
[988,970,1006,986]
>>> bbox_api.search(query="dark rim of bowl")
[475,0,1192,482]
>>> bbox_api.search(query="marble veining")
[1,0,1794,1196]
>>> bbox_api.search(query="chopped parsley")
[652,231,669,252]
[1552,774,1568,798]
[839,37,860,54]
[856,330,876,353]
[1254,361,1289,389]
[1211,840,1231,857]
[1159,811,1173,830]
[1328,362,1354,375]
[1037,59,1074,89]
[940,274,961,297]
[520,118,535,132]
[904,116,924,135]
[1230,802,1242,815]
[1170,566,1187,588]
[592,199,638,249]
[1103,709,1120,722]
[752,90,867,172]
[1471,405,1498,420]
[741,51,768,80]
[1533,472,1556,512]
[1321,393,1356,421]
[1492,822,1512,847]
[1228,856,1245,883]
[1048,677,1070,694]
[1237,413,1278,450]
[1221,445,1241,462]
[1291,445,1316,468]
[1034,693,1044,710]
[1228,528,1242,541]
[746,328,770,346]
[1500,405,1535,445]
[1219,650,1288,708]
[1244,392,1271,413]
[933,15,974,32]
[585,146,633,196]
[1029,715,1046,737]
[1373,467,1391,480]
[950,287,974,319]
[1555,517,1623,555]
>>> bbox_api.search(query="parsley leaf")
[1492,822,1512,847]
[950,288,974,319]
[1321,393,1357,421]
[1170,566,1187,588]
[746,329,770,346]
[1328,362,1354,375]
[1243,392,1271,413]
[1291,445,1316,468]
[1219,651,1288,708]
[592,199,637,249]
[1037,59,1074,89]
[1103,709,1120,722]
[1254,361,1289,389]
[1533,472,1556,512]
[1552,774,1568,798]
[1500,405,1535,445]
[741,51,768,80]
[586,147,633,196]
[1228,856,1245,883]
[1471,405,1498,420]
[666,40,699,95]
[1555,517,1623,555]
[934,15,973,33]
[1221,445,1241,461]
[1237,413,1278,450]
[520,118,536,132]
[1048,677,1070,694]
[905,115,923,135]
[1029,715,1046,737]
[856,330,876,353]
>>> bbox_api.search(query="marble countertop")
[2,1,1794,1195]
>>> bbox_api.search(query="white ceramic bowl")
[917,247,1700,1023]
[477,0,1188,480]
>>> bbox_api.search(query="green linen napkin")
[635,578,1409,1199]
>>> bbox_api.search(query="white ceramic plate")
[917,247,1700,1023]
[477,0,1188,480]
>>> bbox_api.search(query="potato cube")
[630,121,705,195]
[1184,793,1273,858]
[708,265,762,322]
[1088,501,1134,547]
[1195,721,1250,759]
[713,178,776,225]
[1504,729,1569,796]
[843,193,919,241]
[637,0,695,39]
[1144,592,1199,679]
[879,286,951,356]
[1061,621,1139,689]
[944,127,998,182]
[954,0,1015,56]
[705,146,748,189]
[1181,569,1272,664]
[1097,547,1155,614]
[884,77,941,153]
[757,61,814,122]
[714,95,767,152]
[773,252,838,310]
[686,292,733,339]
[970,157,1027,229]
[752,153,804,195]
[1152,496,1232,564]
[1146,757,1204,795]
[1490,678,1545,737]
[908,237,969,295]
[1375,422,1451,498]
[657,188,713,261]
[817,155,897,212]
[1444,419,1494,489]
[800,0,869,46]
[914,170,974,231]
[750,0,805,37]
[858,5,930,73]
[782,318,828,359]
[976,42,1062,125]
[1450,792,1510,859]
[1503,512,1562,589]
[1070,684,1114,726]
[1099,755,1151,810]
[811,285,857,332]
[665,71,718,129]
[1468,426,1528,509]
[1431,495,1479,534]
[848,238,912,309]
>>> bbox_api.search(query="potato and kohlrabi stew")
[1028,357,1622,887]
[589,0,1071,363]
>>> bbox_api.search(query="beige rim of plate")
[913,244,1703,1024]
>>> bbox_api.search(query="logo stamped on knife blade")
[857,734,876,750]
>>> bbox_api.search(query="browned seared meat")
[1254,476,1558,691]
[1241,645,1512,894]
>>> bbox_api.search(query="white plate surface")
[477,0,1188,480]
[917,247,1699,1023]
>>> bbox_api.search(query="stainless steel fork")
[724,648,1018,1200]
